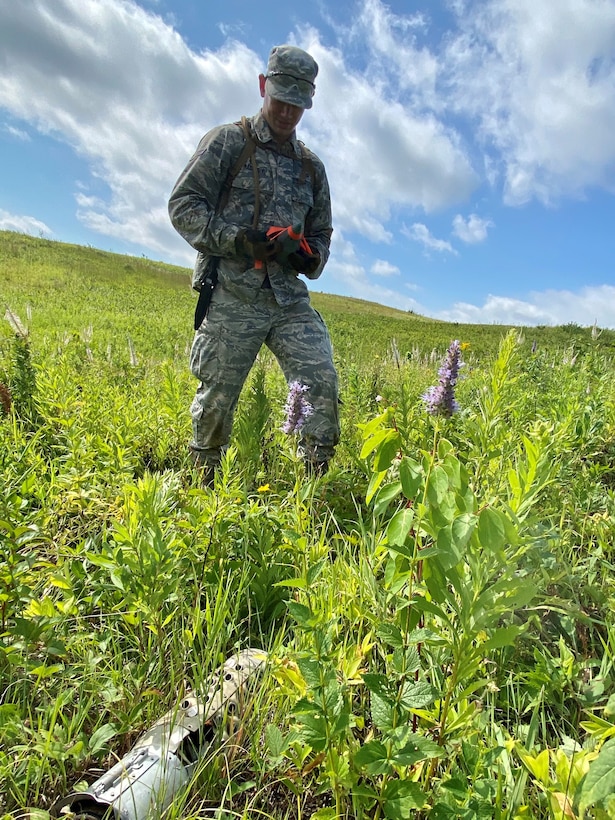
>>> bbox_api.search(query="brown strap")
[217,117,315,228]
[240,116,261,229]
[298,142,316,188]
[216,116,257,219]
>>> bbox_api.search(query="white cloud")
[0,0,259,261]
[3,0,611,259]
[0,0,477,262]
[299,35,477,237]
[0,209,52,236]
[443,0,615,204]
[404,223,456,255]
[321,233,424,311]
[2,124,30,141]
[354,0,437,95]
[0,0,614,332]
[436,285,615,328]
[371,259,400,277]
[452,213,493,243]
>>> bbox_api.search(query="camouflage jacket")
[168,111,333,306]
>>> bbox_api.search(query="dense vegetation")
[2,231,615,819]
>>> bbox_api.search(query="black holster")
[194,258,219,330]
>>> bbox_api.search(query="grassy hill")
[2,229,615,816]
[2,230,613,363]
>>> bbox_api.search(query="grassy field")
[2,231,615,819]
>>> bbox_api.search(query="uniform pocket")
[190,323,220,382]
[292,177,314,207]
[291,177,314,228]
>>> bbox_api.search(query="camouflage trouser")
[189,284,340,467]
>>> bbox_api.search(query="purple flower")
[422,340,464,418]
[282,381,314,434]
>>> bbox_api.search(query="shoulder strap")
[298,142,316,187]
[216,117,315,228]
[216,116,260,228]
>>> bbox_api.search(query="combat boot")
[305,458,329,478]
[299,441,332,478]
[189,446,217,489]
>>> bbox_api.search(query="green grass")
[3,230,614,364]
[2,230,615,819]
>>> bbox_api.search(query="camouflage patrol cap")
[265,45,318,109]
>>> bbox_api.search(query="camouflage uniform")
[168,106,339,472]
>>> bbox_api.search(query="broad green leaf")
[265,724,287,758]
[362,673,392,697]
[426,465,450,507]
[482,625,523,651]
[89,723,117,755]
[477,507,507,553]
[399,457,424,499]
[307,556,327,586]
[387,508,415,547]
[579,738,615,814]
[437,438,455,458]
[373,431,402,472]
[407,627,447,646]
[382,779,428,818]
[297,657,322,689]
[351,784,379,808]
[455,484,476,514]
[294,710,327,752]
[49,575,72,590]
[400,680,436,710]
[359,408,394,439]
[385,553,410,591]
[24,597,56,618]
[371,690,396,732]
[392,646,420,675]
[376,622,404,648]
[442,452,462,491]
[436,525,461,571]
[451,513,476,554]
[286,601,312,626]
[354,739,392,774]
[517,747,550,785]
[410,595,453,629]
[422,557,450,606]
[366,469,388,504]
[310,810,339,820]
[458,678,492,700]
[392,733,443,766]
[30,663,64,678]
[373,481,403,515]
[361,429,398,463]
[429,801,459,819]
[275,577,307,590]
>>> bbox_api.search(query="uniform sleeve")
[168,124,243,258]
[303,159,333,281]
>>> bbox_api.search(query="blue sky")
[1,0,615,327]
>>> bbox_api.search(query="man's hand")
[235,229,279,262]
[287,249,321,275]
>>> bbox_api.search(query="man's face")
[259,74,304,141]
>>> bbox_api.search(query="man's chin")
[273,124,294,140]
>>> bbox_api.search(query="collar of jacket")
[252,111,302,158]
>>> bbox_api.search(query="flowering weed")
[2,234,615,817]
[422,338,464,417]
[281,380,313,435]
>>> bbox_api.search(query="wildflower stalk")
[422,340,464,418]
[282,380,314,482]
[281,380,313,435]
